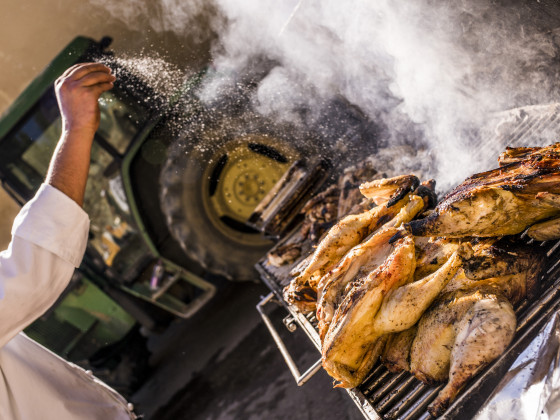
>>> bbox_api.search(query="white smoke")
[91,0,560,192]
[202,0,560,192]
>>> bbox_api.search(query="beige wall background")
[0,0,214,249]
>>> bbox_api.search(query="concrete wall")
[0,0,214,249]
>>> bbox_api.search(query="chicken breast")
[359,174,419,206]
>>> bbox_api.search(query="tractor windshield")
[0,86,153,279]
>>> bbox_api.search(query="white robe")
[0,184,136,420]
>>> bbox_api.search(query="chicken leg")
[427,295,516,417]
[371,242,473,335]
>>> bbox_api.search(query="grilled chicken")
[321,233,416,388]
[407,144,560,238]
[282,282,318,314]
[410,287,513,385]
[316,195,425,339]
[381,326,417,373]
[462,239,543,287]
[285,175,422,313]
[497,145,543,166]
[371,242,473,335]
[283,197,408,313]
[410,241,545,416]
[413,236,460,280]
[428,295,516,417]
[359,175,420,206]
[527,216,560,241]
[316,226,397,341]
[526,192,560,240]
[291,194,410,286]
[497,143,560,166]
[298,184,339,244]
[267,243,302,267]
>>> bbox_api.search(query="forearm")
[45,62,115,206]
[45,128,94,207]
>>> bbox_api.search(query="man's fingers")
[77,71,116,87]
[90,82,115,96]
[59,63,84,79]
[64,63,112,82]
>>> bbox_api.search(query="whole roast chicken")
[284,175,422,313]
[408,143,560,238]
[404,240,544,417]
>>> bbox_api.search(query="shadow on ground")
[131,280,364,420]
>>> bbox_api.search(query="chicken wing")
[359,174,419,206]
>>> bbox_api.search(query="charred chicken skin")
[408,143,560,238]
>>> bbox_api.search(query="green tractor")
[0,36,305,392]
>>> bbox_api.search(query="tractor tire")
[159,116,303,281]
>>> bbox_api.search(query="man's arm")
[0,63,114,347]
[46,63,115,206]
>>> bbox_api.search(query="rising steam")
[92,0,560,192]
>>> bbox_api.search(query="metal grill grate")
[258,234,560,419]
[256,103,560,419]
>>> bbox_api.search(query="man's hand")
[46,63,115,206]
[55,62,116,136]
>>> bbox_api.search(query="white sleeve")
[0,184,90,348]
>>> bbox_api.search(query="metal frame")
[256,293,322,386]
[256,264,380,419]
